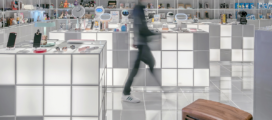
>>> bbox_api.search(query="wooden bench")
[182,99,253,120]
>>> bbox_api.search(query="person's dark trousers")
[123,45,155,95]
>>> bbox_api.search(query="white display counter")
[0,41,107,120]
[49,29,210,88]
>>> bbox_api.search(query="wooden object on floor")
[182,99,253,120]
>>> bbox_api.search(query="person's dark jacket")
[132,4,155,45]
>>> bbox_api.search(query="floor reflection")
[106,62,254,120]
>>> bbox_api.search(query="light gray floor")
[106,62,254,120]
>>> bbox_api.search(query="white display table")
[49,29,210,88]
[0,41,107,120]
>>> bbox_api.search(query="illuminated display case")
[0,41,107,120]
[49,30,210,87]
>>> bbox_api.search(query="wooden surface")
[182,99,253,120]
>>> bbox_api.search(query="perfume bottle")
[74,0,78,6]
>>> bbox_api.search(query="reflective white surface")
[73,55,99,84]
[81,33,97,40]
[162,69,177,86]
[178,33,193,50]
[0,55,15,84]
[16,86,43,116]
[97,33,112,50]
[72,86,98,116]
[220,37,232,49]
[45,86,71,115]
[161,33,177,50]
[113,69,128,86]
[45,55,71,84]
[17,55,43,84]
[105,62,254,120]
[162,51,177,68]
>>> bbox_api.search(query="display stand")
[0,41,107,120]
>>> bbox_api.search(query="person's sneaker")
[122,95,141,103]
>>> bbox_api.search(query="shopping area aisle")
[106,62,254,120]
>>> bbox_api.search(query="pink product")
[34,49,47,53]
[78,46,90,52]
[87,46,99,50]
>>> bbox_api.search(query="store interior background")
[0,0,268,119]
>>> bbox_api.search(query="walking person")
[122,0,161,103]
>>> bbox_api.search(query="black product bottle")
[167,3,170,9]
[199,3,202,9]
[205,11,209,19]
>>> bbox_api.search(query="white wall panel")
[178,33,193,50]
[178,51,193,68]
[243,50,254,61]
[220,37,232,49]
[45,55,71,84]
[194,69,209,86]
[232,50,243,61]
[199,25,209,32]
[210,49,220,61]
[162,33,177,50]
[45,86,71,115]
[0,55,15,84]
[97,33,112,50]
[162,69,177,86]
[16,86,43,116]
[178,69,193,86]
[162,51,177,68]
[49,33,65,40]
[107,69,113,86]
[113,69,128,86]
[17,55,43,84]
[73,55,99,84]
[81,33,97,40]
[221,25,232,36]
[146,51,161,68]
[243,37,254,49]
[73,86,98,116]
[107,51,113,68]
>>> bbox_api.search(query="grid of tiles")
[209,24,255,62]
[49,31,210,87]
[0,46,107,120]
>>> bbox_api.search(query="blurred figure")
[122,0,160,103]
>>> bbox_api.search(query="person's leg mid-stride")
[122,45,155,103]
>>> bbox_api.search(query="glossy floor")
[106,62,254,120]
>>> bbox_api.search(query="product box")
[239,3,244,9]
[258,3,263,9]
[110,11,119,23]
[249,3,254,9]
[264,3,268,9]
[125,3,130,8]
[154,14,160,22]
[244,3,249,9]
[159,13,166,19]
[178,4,185,9]
[235,3,239,9]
